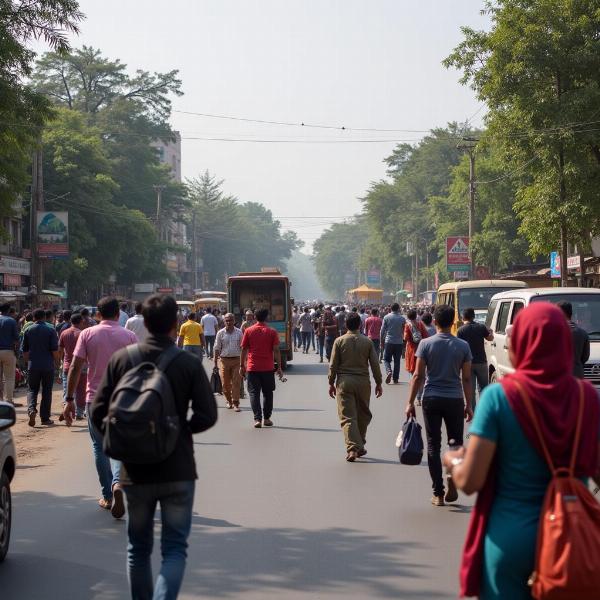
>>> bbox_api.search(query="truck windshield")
[531,294,600,341]
[458,287,521,314]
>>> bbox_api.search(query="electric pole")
[457,137,478,278]
[153,185,166,240]
[30,145,44,303]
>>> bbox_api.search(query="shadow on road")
[286,362,328,376]
[274,425,338,433]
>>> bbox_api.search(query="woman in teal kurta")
[468,383,548,599]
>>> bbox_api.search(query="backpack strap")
[126,344,144,368]
[156,344,183,372]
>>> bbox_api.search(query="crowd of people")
[0,293,597,600]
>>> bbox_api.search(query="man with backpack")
[91,294,217,600]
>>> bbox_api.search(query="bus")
[228,268,293,369]
[436,279,528,334]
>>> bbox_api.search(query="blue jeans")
[383,343,403,382]
[301,331,311,352]
[124,480,195,600]
[204,335,216,358]
[27,369,54,421]
[88,415,121,501]
[293,328,301,348]
[182,345,203,360]
[325,336,336,361]
[317,334,325,359]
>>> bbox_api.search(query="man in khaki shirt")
[328,312,383,462]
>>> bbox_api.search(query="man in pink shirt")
[364,308,383,358]
[64,297,137,518]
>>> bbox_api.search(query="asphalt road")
[1,351,473,600]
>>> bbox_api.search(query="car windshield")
[530,294,600,341]
[458,287,521,314]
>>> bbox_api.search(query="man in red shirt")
[59,312,87,419]
[364,308,383,358]
[240,308,282,428]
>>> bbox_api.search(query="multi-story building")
[0,204,31,307]
[151,132,191,298]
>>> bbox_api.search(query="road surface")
[2,351,473,599]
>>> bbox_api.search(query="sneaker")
[263,418,273,427]
[346,450,358,462]
[234,406,241,412]
[357,449,367,457]
[445,476,458,503]
[28,412,36,427]
[111,484,126,519]
[431,495,445,507]
[41,419,54,426]
[226,402,233,409]
[254,420,262,428]
[385,372,392,384]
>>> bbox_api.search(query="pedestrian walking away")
[201,308,219,358]
[314,305,326,362]
[91,294,217,600]
[404,309,429,403]
[291,306,301,351]
[457,307,494,409]
[364,308,383,358]
[298,307,313,354]
[214,313,243,411]
[557,300,590,379]
[177,313,204,360]
[406,304,473,507]
[64,296,138,518]
[328,312,383,462]
[58,313,87,420]
[240,308,283,428]
[444,302,600,600]
[0,302,19,405]
[22,308,59,426]
[381,303,406,384]
[322,305,338,361]
[125,301,149,343]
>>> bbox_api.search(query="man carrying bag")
[91,294,217,600]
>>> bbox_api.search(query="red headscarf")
[460,302,599,597]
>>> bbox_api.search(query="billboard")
[366,269,381,286]
[550,252,561,278]
[446,236,470,272]
[37,211,68,258]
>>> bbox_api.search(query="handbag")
[398,417,424,465]
[210,367,222,395]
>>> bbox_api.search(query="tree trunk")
[558,145,569,287]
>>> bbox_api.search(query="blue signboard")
[550,251,561,278]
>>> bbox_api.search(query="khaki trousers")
[0,349,16,402]
[219,356,241,405]
[335,375,372,452]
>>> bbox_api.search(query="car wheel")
[0,471,11,562]
[489,370,498,384]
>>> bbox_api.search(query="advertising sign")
[0,255,30,276]
[134,283,155,293]
[3,274,21,287]
[550,252,561,278]
[366,269,381,286]
[446,236,470,272]
[567,255,580,270]
[37,211,68,258]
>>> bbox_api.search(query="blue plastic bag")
[398,417,424,465]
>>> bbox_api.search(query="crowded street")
[4,351,471,600]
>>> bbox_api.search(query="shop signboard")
[550,252,561,278]
[37,211,68,258]
[446,236,470,272]
[0,255,30,276]
[3,274,21,287]
[134,283,155,293]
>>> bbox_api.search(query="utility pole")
[458,137,478,278]
[191,211,198,291]
[153,185,166,241]
[30,146,44,303]
[415,238,419,301]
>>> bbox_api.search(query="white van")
[485,288,600,386]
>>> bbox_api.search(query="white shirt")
[201,313,219,336]
[125,314,149,343]
[214,326,243,357]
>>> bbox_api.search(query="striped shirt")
[214,326,243,358]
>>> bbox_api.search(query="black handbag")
[210,367,223,395]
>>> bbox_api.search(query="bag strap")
[569,380,585,476]
[156,344,182,372]
[515,379,585,477]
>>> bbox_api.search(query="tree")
[445,0,600,284]
[0,0,82,224]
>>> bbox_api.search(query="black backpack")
[103,345,182,464]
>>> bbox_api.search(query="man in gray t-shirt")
[406,305,473,507]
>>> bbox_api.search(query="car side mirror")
[0,401,16,431]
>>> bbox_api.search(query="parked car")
[0,401,16,562]
[485,288,600,387]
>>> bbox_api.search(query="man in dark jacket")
[557,301,590,379]
[91,294,217,600]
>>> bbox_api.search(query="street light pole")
[457,137,478,278]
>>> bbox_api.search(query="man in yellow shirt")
[177,313,205,360]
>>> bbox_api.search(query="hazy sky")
[35,0,489,250]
